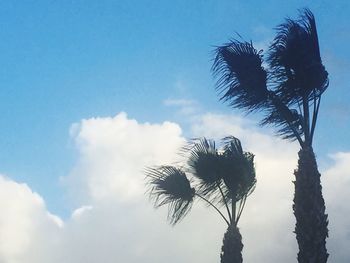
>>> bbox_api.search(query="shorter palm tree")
[145,136,256,263]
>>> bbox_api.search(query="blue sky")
[0,1,350,261]
[0,0,349,215]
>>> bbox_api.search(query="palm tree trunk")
[293,147,329,262]
[220,224,243,263]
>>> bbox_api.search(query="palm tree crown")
[212,9,330,262]
[145,136,256,226]
[212,9,328,148]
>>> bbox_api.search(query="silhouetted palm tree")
[145,137,256,263]
[212,9,329,262]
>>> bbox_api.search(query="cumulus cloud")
[0,175,62,263]
[323,152,350,263]
[0,112,349,263]
[0,112,224,263]
[64,112,185,203]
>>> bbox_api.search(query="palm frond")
[221,138,257,202]
[222,136,243,155]
[239,152,257,198]
[184,138,223,199]
[145,166,195,225]
[268,9,328,105]
[260,109,303,141]
[212,40,269,112]
[242,87,303,144]
[299,8,329,96]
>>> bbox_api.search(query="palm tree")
[212,9,329,262]
[145,137,256,263]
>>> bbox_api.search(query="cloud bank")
[0,112,349,263]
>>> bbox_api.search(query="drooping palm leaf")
[268,9,328,105]
[239,152,257,198]
[221,137,256,202]
[184,138,223,199]
[222,136,243,155]
[260,104,303,141]
[145,166,195,225]
[212,41,269,112]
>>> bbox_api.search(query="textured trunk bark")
[293,147,329,262]
[220,225,243,263]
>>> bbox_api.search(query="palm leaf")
[221,137,256,202]
[268,8,328,105]
[184,138,224,200]
[260,97,303,141]
[212,40,269,112]
[145,166,195,225]
[222,136,243,155]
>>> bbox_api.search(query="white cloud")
[323,152,350,263]
[163,98,199,115]
[64,112,185,204]
[71,205,93,220]
[0,175,62,263]
[0,112,349,263]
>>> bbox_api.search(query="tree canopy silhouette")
[145,137,256,263]
[212,8,329,262]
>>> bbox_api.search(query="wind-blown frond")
[260,91,304,141]
[222,136,243,155]
[212,40,269,112]
[221,137,256,202]
[183,137,257,204]
[268,8,328,105]
[145,166,195,225]
[184,138,223,199]
[261,107,303,140]
[239,152,256,198]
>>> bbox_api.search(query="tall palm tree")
[145,137,256,263]
[212,9,329,262]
